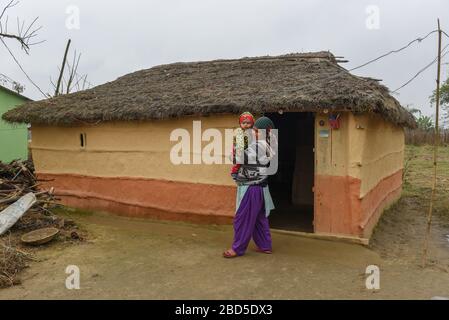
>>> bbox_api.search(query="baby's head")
[239,112,254,130]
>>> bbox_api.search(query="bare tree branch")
[54,46,91,95]
[0,0,18,21]
[0,37,48,97]
[0,0,43,54]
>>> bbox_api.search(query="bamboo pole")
[422,19,442,267]
[54,39,71,97]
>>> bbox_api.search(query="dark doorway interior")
[266,112,315,232]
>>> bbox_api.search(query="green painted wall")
[0,87,29,163]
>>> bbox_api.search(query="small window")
[80,133,87,148]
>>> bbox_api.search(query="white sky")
[1,0,448,118]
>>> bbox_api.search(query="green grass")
[403,145,449,218]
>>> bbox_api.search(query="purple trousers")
[232,185,272,256]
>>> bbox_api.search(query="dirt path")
[0,209,448,300]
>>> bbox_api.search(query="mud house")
[2,52,416,241]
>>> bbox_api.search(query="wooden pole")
[422,19,442,267]
[54,39,71,97]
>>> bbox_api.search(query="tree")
[405,105,434,131]
[50,45,91,96]
[416,115,434,131]
[1,2,90,96]
[0,0,43,53]
[430,76,449,127]
[0,0,44,95]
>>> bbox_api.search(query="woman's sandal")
[223,249,238,258]
[255,248,272,254]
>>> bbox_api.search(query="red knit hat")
[239,112,254,125]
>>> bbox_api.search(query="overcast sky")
[1,0,448,118]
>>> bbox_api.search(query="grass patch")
[402,145,449,218]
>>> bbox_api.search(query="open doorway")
[266,112,315,232]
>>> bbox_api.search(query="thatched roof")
[2,51,416,128]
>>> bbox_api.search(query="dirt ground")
[0,145,448,299]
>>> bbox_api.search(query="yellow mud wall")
[353,113,404,197]
[30,115,240,186]
[315,112,404,190]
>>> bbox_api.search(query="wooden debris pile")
[0,160,83,236]
[0,160,56,215]
[0,160,84,288]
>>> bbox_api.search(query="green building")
[0,85,32,163]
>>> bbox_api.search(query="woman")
[223,116,276,258]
